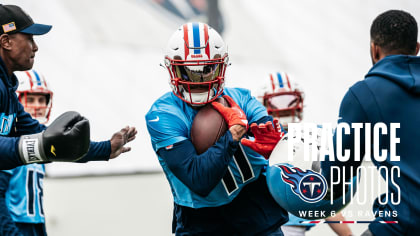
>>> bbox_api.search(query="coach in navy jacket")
[321,10,420,235]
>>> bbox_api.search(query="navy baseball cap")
[0,4,51,35]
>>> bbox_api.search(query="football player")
[146,22,289,235]
[0,70,52,235]
[256,72,352,236]
[256,72,304,132]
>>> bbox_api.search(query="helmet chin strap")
[183,89,215,106]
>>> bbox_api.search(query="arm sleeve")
[76,141,111,163]
[0,137,23,170]
[0,103,45,170]
[242,88,269,124]
[158,131,238,197]
[0,171,23,236]
[146,111,189,151]
[253,115,273,124]
[321,89,367,184]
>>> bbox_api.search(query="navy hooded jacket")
[322,55,420,235]
[0,56,111,170]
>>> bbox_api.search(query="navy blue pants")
[173,174,288,236]
[15,223,47,236]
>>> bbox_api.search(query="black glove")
[18,111,90,164]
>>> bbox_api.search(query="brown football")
[191,97,229,155]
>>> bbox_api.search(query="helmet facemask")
[19,91,53,124]
[263,90,304,131]
[166,54,227,106]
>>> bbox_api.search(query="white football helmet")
[164,22,229,106]
[15,70,53,124]
[257,72,304,131]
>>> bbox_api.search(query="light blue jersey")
[2,164,45,223]
[146,88,269,208]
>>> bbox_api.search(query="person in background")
[0,70,53,235]
[256,72,353,236]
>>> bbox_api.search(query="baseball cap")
[0,4,51,35]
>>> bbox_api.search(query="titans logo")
[278,164,327,203]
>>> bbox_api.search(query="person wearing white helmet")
[15,70,53,124]
[0,70,52,235]
[254,72,353,236]
[255,72,304,132]
[146,22,289,235]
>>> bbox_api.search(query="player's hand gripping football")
[109,126,137,159]
[212,95,248,141]
[241,119,285,159]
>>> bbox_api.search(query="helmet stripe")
[277,72,284,88]
[204,24,210,58]
[285,73,292,89]
[183,24,189,59]
[192,22,201,54]
[269,73,276,92]
[33,70,42,86]
[24,71,34,88]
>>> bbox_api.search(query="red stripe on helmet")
[25,71,34,89]
[183,24,189,59]
[204,24,210,58]
[285,73,292,89]
[269,73,275,92]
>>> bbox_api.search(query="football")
[191,97,229,154]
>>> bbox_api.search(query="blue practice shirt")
[146,88,270,208]
[1,164,45,223]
